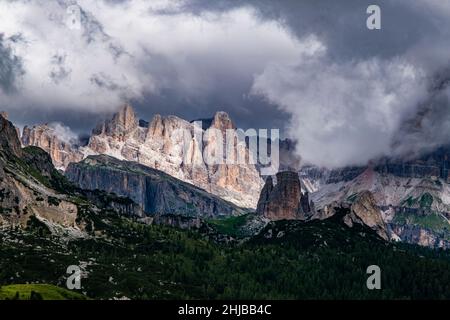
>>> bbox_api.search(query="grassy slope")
[207,214,251,237]
[393,212,450,236]
[0,284,87,300]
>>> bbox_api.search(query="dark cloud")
[177,0,442,60]
[2,0,450,168]
[0,34,24,94]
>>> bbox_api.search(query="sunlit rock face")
[22,105,264,208]
[21,124,84,171]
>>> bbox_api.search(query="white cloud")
[252,44,428,168]
[0,0,304,113]
[48,122,79,144]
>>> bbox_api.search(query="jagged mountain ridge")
[300,152,450,248]
[21,105,264,208]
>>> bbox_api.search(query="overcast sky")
[1,0,450,168]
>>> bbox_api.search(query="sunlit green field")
[0,284,87,300]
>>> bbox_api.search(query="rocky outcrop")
[301,161,450,247]
[85,106,263,208]
[22,105,264,208]
[21,124,83,170]
[255,168,388,239]
[0,113,22,158]
[256,171,314,221]
[256,176,274,215]
[343,191,389,240]
[209,111,235,132]
[66,155,247,218]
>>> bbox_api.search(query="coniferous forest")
[1,208,450,300]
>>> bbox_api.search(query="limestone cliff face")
[66,155,247,218]
[21,124,83,170]
[84,106,263,208]
[256,171,314,221]
[256,176,274,215]
[92,104,139,140]
[22,105,263,208]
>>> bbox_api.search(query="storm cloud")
[0,34,23,94]
[0,0,299,131]
[1,0,450,168]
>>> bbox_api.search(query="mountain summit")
[21,105,264,208]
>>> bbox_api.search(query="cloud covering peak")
[2,0,450,168]
[252,46,428,168]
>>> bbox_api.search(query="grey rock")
[66,155,247,218]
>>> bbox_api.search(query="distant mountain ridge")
[299,148,450,248]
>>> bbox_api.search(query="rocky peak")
[148,114,164,137]
[95,104,138,138]
[22,104,264,208]
[145,114,193,151]
[0,111,22,141]
[21,124,83,170]
[257,171,313,221]
[256,176,274,214]
[210,111,235,132]
[114,104,137,130]
[0,113,22,158]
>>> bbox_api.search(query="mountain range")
[299,154,450,248]
[21,105,263,209]
[16,105,450,249]
[2,110,450,299]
